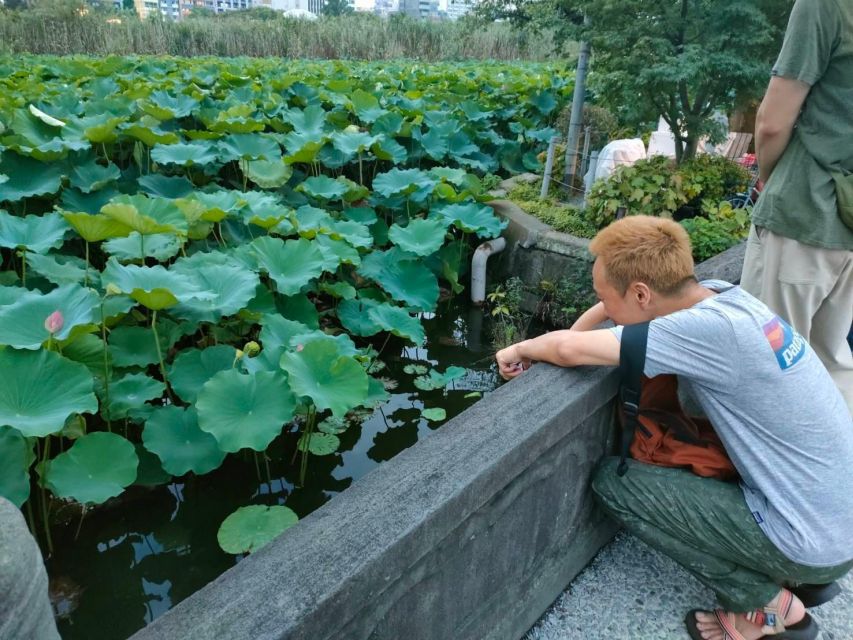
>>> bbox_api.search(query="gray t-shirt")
[611,280,853,566]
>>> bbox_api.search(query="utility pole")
[562,35,591,195]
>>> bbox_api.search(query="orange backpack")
[616,322,738,481]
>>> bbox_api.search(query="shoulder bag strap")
[616,321,650,476]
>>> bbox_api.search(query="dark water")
[47,302,499,640]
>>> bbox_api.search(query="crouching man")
[496,215,853,640]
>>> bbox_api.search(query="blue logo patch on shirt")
[752,510,764,525]
[762,317,806,370]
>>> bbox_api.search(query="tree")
[476,0,793,162]
[322,0,353,16]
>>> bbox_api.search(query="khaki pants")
[740,225,853,414]
[592,458,853,611]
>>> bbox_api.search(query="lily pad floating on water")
[45,432,138,505]
[297,431,340,456]
[421,407,447,422]
[217,504,299,555]
[142,406,226,476]
[413,366,466,391]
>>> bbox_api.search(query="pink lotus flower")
[44,310,64,335]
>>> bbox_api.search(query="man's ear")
[630,282,652,307]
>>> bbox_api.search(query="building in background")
[373,0,396,15]
[445,0,472,20]
[400,0,437,19]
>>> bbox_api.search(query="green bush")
[681,201,751,263]
[507,182,597,238]
[679,155,752,207]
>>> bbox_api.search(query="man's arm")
[755,76,811,183]
[570,301,609,331]
[495,329,619,380]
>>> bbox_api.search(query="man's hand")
[496,343,532,380]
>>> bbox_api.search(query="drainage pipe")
[470,237,507,305]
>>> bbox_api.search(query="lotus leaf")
[358,249,439,311]
[108,325,166,368]
[336,298,383,337]
[403,363,428,375]
[299,175,348,201]
[143,406,226,476]
[146,91,199,119]
[293,205,334,237]
[388,218,448,257]
[0,211,68,253]
[217,505,298,555]
[432,201,507,239]
[0,153,64,202]
[0,348,97,438]
[246,158,292,189]
[413,366,466,391]
[188,190,244,221]
[363,376,391,408]
[278,294,320,329]
[106,373,165,420]
[133,443,172,487]
[25,252,94,286]
[331,130,379,159]
[326,219,372,248]
[0,283,100,349]
[28,104,65,128]
[297,432,339,456]
[137,174,195,199]
[250,236,325,296]
[45,432,138,504]
[122,122,180,146]
[197,369,296,453]
[101,194,188,236]
[319,281,356,300]
[343,207,378,226]
[170,252,260,323]
[61,187,120,216]
[313,235,357,271]
[0,426,34,507]
[68,159,121,194]
[288,330,359,358]
[430,167,469,186]
[421,408,447,422]
[237,191,292,229]
[351,89,387,123]
[62,211,133,242]
[372,168,437,198]
[101,258,215,310]
[62,333,110,377]
[167,345,236,403]
[217,134,281,162]
[151,141,219,167]
[280,338,368,418]
[103,232,183,262]
[367,304,425,345]
[372,137,407,165]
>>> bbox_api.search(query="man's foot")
[687,589,809,640]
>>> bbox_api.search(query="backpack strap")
[616,322,650,476]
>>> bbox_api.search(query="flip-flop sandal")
[685,606,818,640]
[790,581,841,608]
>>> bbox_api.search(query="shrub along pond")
[0,55,569,636]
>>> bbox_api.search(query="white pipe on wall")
[470,237,507,305]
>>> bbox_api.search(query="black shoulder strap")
[616,322,650,476]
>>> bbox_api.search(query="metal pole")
[562,35,591,193]
[540,136,559,199]
[579,125,592,178]
[582,150,599,205]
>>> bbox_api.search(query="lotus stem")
[20,252,26,287]
[99,301,112,432]
[252,451,261,482]
[299,405,317,487]
[84,242,90,287]
[150,310,176,403]
[40,437,54,556]
[74,505,87,542]
[140,234,145,261]
[241,159,248,192]
[367,333,391,374]
[358,151,363,186]
[25,490,36,536]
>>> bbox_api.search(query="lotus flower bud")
[44,310,64,334]
[105,283,122,296]
[243,341,260,357]
[235,349,244,359]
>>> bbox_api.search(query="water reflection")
[50,302,498,639]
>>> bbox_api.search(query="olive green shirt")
[751,0,853,250]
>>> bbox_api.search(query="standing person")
[496,215,853,640]
[740,0,853,413]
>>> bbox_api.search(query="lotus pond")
[0,54,570,637]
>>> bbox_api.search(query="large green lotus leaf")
[0,285,31,307]
[351,89,388,123]
[217,134,281,162]
[337,298,383,336]
[371,137,407,165]
[343,206,378,226]
[251,315,311,371]
[62,333,111,377]
[146,91,199,119]
[0,426,34,507]
[103,232,183,262]
[0,211,68,253]
[237,191,293,229]
[313,235,356,271]
[421,407,447,422]
[101,194,187,236]
[367,303,425,345]
[137,174,195,199]
[151,141,219,167]
[279,294,320,329]
[217,505,298,555]
[293,205,334,238]
[529,90,558,114]
[280,338,368,418]
[61,187,120,216]
[319,281,356,300]
[430,167,469,186]
[65,114,126,144]
[142,406,225,476]
[250,236,325,296]
[372,168,437,198]
[0,153,64,202]
[167,345,235,403]
[246,158,292,189]
[133,443,172,487]
[25,252,94,287]
[0,283,100,348]
[68,159,121,194]
[432,201,508,239]
[122,122,180,146]
[413,365,467,391]
[197,369,296,453]
[388,218,449,257]
[0,349,97,437]
[282,132,323,164]
[106,372,165,420]
[62,212,133,242]
[188,190,243,222]
[288,330,359,358]
[419,127,448,161]
[108,325,162,368]
[297,431,339,456]
[371,112,405,136]
[299,175,347,201]
[358,249,439,311]
[101,258,215,310]
[284,104,326,137]
[331,130,379,160]
[45,432,137,505]
[326,219,372,249]
[171,252,260,323]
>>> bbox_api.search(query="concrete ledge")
[131,365,621,640]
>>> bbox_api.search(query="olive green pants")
[591,457,853,611]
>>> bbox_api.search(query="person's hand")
[495,343,531,380]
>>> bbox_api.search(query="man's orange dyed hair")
[589,215,695,295]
